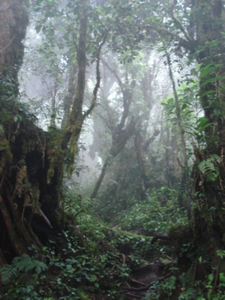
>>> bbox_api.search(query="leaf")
[196,117,213,132]
[200,64,217,79]
[208,273,214,282]
[200,75,225,88]
[198,155,220,182]
[90,274,97,282]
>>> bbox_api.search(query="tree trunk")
[61,2,104,175]
[90,64,136,199]
[134,131,149,197]
[189,0,225,264]
[0,0,28,96]
[0,0,30,262]
[0,0,62,263]
[61,63,77,129]
[91,157,111,199]
[61,8,88,153]
[165,50,190,216]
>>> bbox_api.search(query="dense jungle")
[1,0,225,299]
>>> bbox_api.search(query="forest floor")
[122,262,165,299]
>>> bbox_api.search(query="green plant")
[115,187,188,236]
[144,276,177,300]
[216,250,225,260]
[198,154,220,182]
[0,254,48,300]
[1,254,47,285]
[161,275,177,297]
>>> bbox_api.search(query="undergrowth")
[113,187,188,235]
[0,189,156,300]
[2,187,223,300]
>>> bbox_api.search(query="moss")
[0,129,13,175]
[47,128,64,185]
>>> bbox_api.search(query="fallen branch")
[124,285,150,292]
[130,277,147,287]
[125,292,142,299]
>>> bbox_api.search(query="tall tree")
[165,50,190,216]
[91,58,135,199]
[0,0,151,262]
[0,0,31,262]
[0,0,28,96]
[189,0,225,256]
[141,0,225,277]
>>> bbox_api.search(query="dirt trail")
[122,262,164,299]
[120,233,171,299]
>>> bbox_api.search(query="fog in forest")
[19,15,197,219]
[1,1,225,299]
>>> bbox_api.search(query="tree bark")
[61,7,88,152]
[91,157,111,199]
[61,4,105,176]
[0,195,27,256]
[0,0,28,95]
[190,1,225,249]
[0,0,30,262]
[165,50,190,216]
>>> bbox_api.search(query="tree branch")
[83,31,108,119]
[146,23,196,51]
[143,129,160,152]
[170,10,193,43]
[102,58,124,92]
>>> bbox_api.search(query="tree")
[90,51,169,219]
[0,0,28,96]
[0,0,156,263]
[189,0,225,262]
[0,0,35,263]
[0,0,107,263]
[91,57,136,199]
[140,0,225,281]
[165,50,190,216]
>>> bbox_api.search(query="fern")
[0,254,48,285]
[198,154,220,182]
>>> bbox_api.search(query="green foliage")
[0,231,127,299]
[1,254,47,285]
[0,96,36,127]
[144,269,225,300]
[2,1,225,299]
[216,250,225,260]
[198,154,220,182]
[115,187,188,235]
[0,97,37,176]
[196,117,213,134]
[0,254,48,300]
[44,234,128,299]
[1,188,157,299]
[144,275,177,300]
[177,272,225,300]
[74,199,152,262]
[161,77,202,146]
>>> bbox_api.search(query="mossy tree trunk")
[0,0,106,263]
[60,0,106,176]
[134,129,160,198]
[165,50,190,216]
[189,2,225,270]
[161,0,225,256]
[0,0,28,96]
[0,0,30,262]
[0,0,63,264]
[152,0,225,281]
